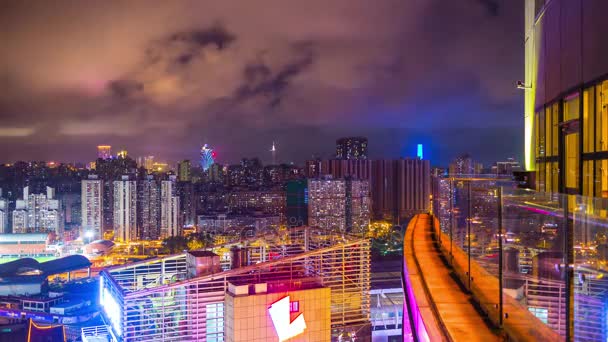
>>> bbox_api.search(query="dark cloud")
[108,80,144,99]
[0,0,524,166]
[235,43,315,108]
[169,25,236,50]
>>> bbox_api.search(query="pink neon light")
[268,296,306,341]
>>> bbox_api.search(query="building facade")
[12,187,62,235]
[525,0,608,196]
[99,228,371,341]
[113,177,137,242]
[308,178,370,233]
[336,137,368,160]
[97,145,112,160]
[138,176,161,240]
[81,176,103,240]
[178,160,191,182]
[0,189,8,234]
[160,177,181,238]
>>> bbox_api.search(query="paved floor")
[410,214,502,341]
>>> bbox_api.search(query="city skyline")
[0,1,524,166]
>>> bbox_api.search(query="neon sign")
[268,296,306,341]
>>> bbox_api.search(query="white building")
[113,177,137,242]
[308,177,370,234]
[82,175,103,240]
[0,189,8,234]
[12,187,62,235]
[161,176,181,238]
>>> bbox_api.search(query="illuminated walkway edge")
[402,213,562,341]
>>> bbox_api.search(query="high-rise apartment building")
[308,177,370,233]
[448,154,478,175]
[136,156,155,170]
[0,189,8,234]
[525,0,608,196]
[81,175,103,240]
[371,159,430,222]
[12,186,62,235]
[321,159,372,180]
[178,160,191,182]
[286,180,309,227]
[395,158,431,219]
[97,145,112,160]
[160,176,180,238]
[113,176,137,242]
[336,137,368,160]
[138,175,161,240]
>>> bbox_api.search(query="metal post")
[498,186,503,327]
[467,181,472,290]
[563,196,573,341]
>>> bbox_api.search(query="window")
[596,160,608,198]
[536,111,545,158]
[583,88,594,153]
[552,103,558,156]
[206,303,224,342]
[583,160,594,197]
[597,83,608,151]
[537,162,545,192]
[565,133,579,190]
[564,92,580,121]
[545,106,553,156]
[529,307,548,324]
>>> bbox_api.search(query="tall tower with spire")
[270,141,277,165]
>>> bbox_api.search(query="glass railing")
[431,175,608,341]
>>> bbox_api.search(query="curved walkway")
[403,214,502,341]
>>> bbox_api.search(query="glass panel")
[546,106,553,156]
[552,103,559,156]
[538,111,546,158]
[546,162,552,193]
[565,133,579,190]
[538,162,545,192]
[597,84,608,151]
[583,88,594,153]
[596,159,608,198]
[564,93,580,121]
[573,195,608,341]
[502,188,567,337]
[582,160,593,197]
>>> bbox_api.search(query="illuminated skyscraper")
[113,176,137,242]
[200,144,216,171]
[116,150,128,159]
[136,156,155,170]
[97,145,112,160]
[270,141,277,165]
[12,186,62,235]
[138,175,161,240]
[81,175,103,240]
[449,154,476,175]
[308,177,370,233]
[336,137,368,160]
[0,189,8,234]
[178,160,191,182]
[161,176,180,238]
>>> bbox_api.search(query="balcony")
[403,176,607,341]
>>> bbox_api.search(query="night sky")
[0,0,524,166]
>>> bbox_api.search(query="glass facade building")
[526,0,608,196]
[99,226,371,341]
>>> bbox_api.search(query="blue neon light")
[417,144,423,159]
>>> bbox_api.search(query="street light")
[85,231,94,244]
